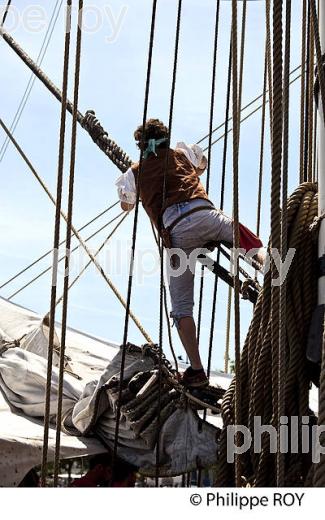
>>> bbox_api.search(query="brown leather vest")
[131,148,209,229]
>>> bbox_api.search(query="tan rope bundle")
[216,182,318,487]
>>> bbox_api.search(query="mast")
[318,1,325,307]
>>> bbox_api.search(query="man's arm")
[115,167,137,212]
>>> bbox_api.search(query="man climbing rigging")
[116,119,264,388]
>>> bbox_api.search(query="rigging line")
[207,0,246,384]
[231,0,242,488]
[310,0,325,489]
[0,201,119,290]
[1,0,11,26]
[277,0,291,488]
[270,0,284,485]
[254,20,269,285]
[205,0,221,197]
[150,221,179,375]
[313,100,318,182]
[216,39,233,378]
[224,285,232,373]
[0,117,152,342]
[237,0,247,143]
[111,0,158,486]
[1,20,305,173]
[196,0,221,347]
[198,4,246,471]
[265,0,273,144]
[256,41,268,239]
[307,2,315,182]
[299,0,307,183]
[310,0,325,119]
[303,1,311,182]
[54,212,128,308]
[40,0,72,487]
[53,0,84,486]
[196,62,302,147]
[8,211,125,300]
[157,0,183,487]
[0,0,63,163]
[202,71,302,152]
[208,1,246,374]
[0,27,132,172]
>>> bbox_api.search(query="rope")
[216,182,318,487]
[265,0,273,144]
[0,27,131,172]
[0,201,119,290]
[197,62,302,148]
[217,40,234,382]
[1,0,11,26]
[203,70,302,153]
[313,101,318,182]
[7,211,124,300]
[157,0,183,486]
[196,0,221,345]
[198,39,232,363]
[55,212,128,308]
[195,0,221,488]
[81,110,131,172]
[224,286,232,373]
[53,0,84,486]
[1,18,304,174]
[111,0,158,485]
[310,0,325,488]
[0,0,63,163]
[303,2,311,182]
[270,0,284,487]
[310,0,325,120]
[314,326,325,487]
[207,0,246,390]
[300,0,307,183]
[205,0,221,197]
[256,43,268,240]
[238,0,247,143]
[231,0,242,488]
[40,0,72,486]
[150,222,179,375]
[0,119,152,342]
[277,0,291,488]
[1,14,307,176]
[307,4,315,182]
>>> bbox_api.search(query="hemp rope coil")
[216,182,318,487]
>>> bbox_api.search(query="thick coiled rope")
[81,110,131,172]
[216,182,318,487]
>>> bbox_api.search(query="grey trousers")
[162,199,233,322]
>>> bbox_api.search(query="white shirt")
[115,142,206,204]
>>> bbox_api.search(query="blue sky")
[0,0,304,371]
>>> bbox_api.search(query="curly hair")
[134,118,169,144]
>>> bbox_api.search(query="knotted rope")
[82,110,131,172]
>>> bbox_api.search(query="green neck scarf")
[143,138,168,159]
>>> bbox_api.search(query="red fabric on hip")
[239,223,263,252]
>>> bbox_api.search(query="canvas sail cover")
[0,297,231,486]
